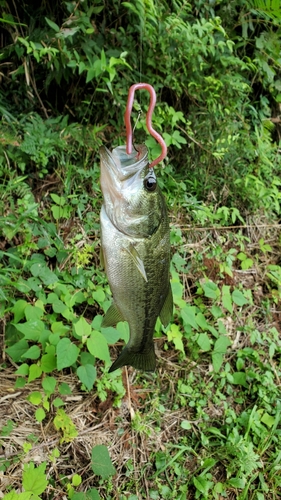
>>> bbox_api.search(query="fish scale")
[100,144,173,372]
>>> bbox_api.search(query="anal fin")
[102,302,124,327]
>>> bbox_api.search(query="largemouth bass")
[100,144,173,372]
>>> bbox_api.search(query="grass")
[0,155,281,499]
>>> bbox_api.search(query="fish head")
[100,145,166,237]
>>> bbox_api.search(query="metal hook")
[124,83,167,168]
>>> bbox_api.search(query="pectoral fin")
[102,302,124,327]
[159,284,173,327]
[125,243,147,282]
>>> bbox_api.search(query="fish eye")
[144,175,157,192]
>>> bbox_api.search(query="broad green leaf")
[197,333,211,351]
[91,445,116,479]
[28,365,43,383]
[42,376,56,396]
[56,338,79,370]
[50,193,65,205]
[35,408,46,422]
[12,299,28,323]
[167,324,185,354]
[232,289,248,306]
[59,382,72,395]
[77,364,97,391]
[195,312,209,330]
[201,280,220,300]
[74,317,91,338]
[222,285,233,313]
[22,345,41,360]
[15,319,45,341]
[87,331,110,363]
[181,305,198,330]
[212,336,231,372]
[15,363,29,376]
[22,462,48,494]
[101,327,120,344]
[28,391,42,405]
[232,371,248,387]
[41,350,57,373]
[261,412,275,428]
[92,289,105,304]
[2,492,31,500]
[24,305,44,321]
[115,322,130,342]
[6,339,29,362]
[228,477,246,488]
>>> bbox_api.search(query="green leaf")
[22,462,48,494]
[12,299,28,323]
[28,364,43,383]
[232,289,248,306]
[58,382,72,395]
[222,285,233,313]
[42,376,56,396]
[87,331,110,363]
[35,408,46,422]
[15,319,45,341]
[45,17,60,32]
[28,391,42,406]
[228,477,246,488]
[181,305,198,330]
[261,412,275,428]
[91,445,116,479]
[24,305,44,321]
[6,339,29,362]
[22,345,41,360]
[232,371,248,387]
[56,338,80,370]
[212,336,231,372]
[197,333,211,351]
[74,317,91,338]
[201,280,220,300]
[77,364,97,391]
[167,324,185,354]
[41,350,57,373]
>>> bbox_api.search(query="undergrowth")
[1,0,281,499]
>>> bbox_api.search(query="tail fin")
[108,345,156,373]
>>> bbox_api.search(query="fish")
[100,143,173,372]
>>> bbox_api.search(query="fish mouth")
[100,144,149,182]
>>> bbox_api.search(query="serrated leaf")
[56,338,80,370]
[91,445,116,479]
[87,331,110,363]
[22,462,48,494]
[232,289,248,306]
[77,364,97,391]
